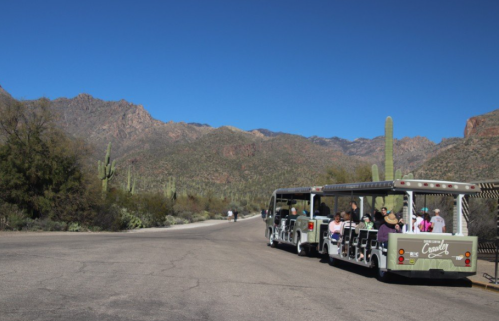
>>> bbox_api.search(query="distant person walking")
[233,209,239,222]
[431,209,446,233]
[227,209,233,222]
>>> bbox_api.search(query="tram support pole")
[495,197,498,284]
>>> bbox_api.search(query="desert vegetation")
[0,99,260,232]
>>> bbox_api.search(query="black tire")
[269,230,277,248]
[328,255,337,267]
[297,235,307,256]
[373,256,391,282]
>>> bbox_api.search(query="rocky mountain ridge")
[0,85,497,195]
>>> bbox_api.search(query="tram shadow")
[317,255,473,288]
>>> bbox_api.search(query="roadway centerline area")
[0,218,497,321]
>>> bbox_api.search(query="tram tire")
[269,231,277,248]
[373,256,391,282]
[328,255,337,267]
[297,236,307,256]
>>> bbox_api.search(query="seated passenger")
[355,214,374,234]
[377,213,401,248]
[340,213,356,236]
[288,207,299,220]
[329,213,343,240]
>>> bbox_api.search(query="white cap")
[291,207,296,212]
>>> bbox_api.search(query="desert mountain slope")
[416,109,499,181]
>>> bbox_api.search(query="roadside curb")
[471,280,499,293]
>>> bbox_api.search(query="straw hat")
[384,213,399,225]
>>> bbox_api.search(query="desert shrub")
[120,208,143,230]
[28,219,68,231]
[68,222,81,232]
[92,203,122,231]
[0,202,27,230]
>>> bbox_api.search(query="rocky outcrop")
[465,110,499,138]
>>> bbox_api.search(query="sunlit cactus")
[98,142,116,193]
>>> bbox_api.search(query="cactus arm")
[372,164,380,182]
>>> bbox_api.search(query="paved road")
[1,217,498,321]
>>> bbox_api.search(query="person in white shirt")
[227,210,233,222]
[430,209,446,233]
[414,212,423,233]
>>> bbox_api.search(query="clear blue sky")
[1,0,498,143]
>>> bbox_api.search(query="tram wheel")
[373,256,391,282]
[269,231,277,248]
[297,236,307,256]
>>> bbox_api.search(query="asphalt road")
[1,217,498,321]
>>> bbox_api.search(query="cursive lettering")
[421,239,449,259]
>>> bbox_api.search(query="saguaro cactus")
[371,117,413,212]
[126,166,136,195]
[164,177,177,201]
[98,142,116,193]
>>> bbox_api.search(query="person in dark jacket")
[373,211,384,230]
[377,213,401,247]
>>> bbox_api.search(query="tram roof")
[469,180,499,199]
[274,186,323,195]
[322,179,481,195]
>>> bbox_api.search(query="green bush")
[68,222,81,232]
[120,208,143,230]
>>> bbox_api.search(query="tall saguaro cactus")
[126,166,136,195]
[385,117,394,182]
[98,142,116,193]
[164,177,177,201]
[371,117,413,212]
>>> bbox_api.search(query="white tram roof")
[322,179,481,196]
[274,186,323,195]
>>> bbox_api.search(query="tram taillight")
[398,256,404,264]
[308,222,314,231]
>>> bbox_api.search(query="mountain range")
[0,84,497,199]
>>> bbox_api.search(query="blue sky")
[1,0,498,143]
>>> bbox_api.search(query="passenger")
[349,201,360,223]
[380,207,388,217]
[329,213,343,240]
[377,213,401,247]
[404,215,418,233]
[288,207,299,220]
[431,209,446,233]
[320,202,331,216]
[356,214,374,261]
[373,211,384,230]
[340,211,347,222]
[419,213,432,232]
[414,211,423,233]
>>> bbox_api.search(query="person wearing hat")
[355,214,374,234]
[377,213,401,247]
[430,209,446,233]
